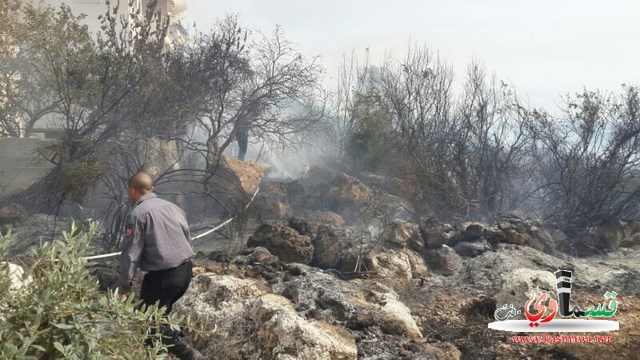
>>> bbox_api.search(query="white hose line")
[79,186,260,261]
[82,252,123,261]
[191,185,260,240]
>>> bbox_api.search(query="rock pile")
[420,218,557,257]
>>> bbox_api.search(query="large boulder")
[490,218,555,254]
[371,289,424,340]
[458,222,485,243]
[424,245,463,276]
[312,225,353,270]
[337,248,427,283]
[383,220,422,252]
[251,182,291,220]
[243,247,280,265]
[301,211,346,228]
[495,268,556,320]
[247,223,314,264]
[288,217,354,270]
[287,166,373,224]
[420,224,460,250]
[212,156,264,211]
[288,217,321,240]
[174,274,358,360]
[218,156,264,195]
[272,264,423,341]
[251,294,357,360]
[452,240,492,257]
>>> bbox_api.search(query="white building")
[38,0,188,45]
[13,0,189,138]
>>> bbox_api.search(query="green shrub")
[0,220,197,359]
[345,87,393,172]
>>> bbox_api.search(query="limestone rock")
[251,182,290,220]
[312,225,352,270]
[287,165,373,224]
[244,247,280,265]
[459,222,485,243]
[495,268,556,320]
[174,274,357,360]
[384,220,420,249]
[421,224,459,249]
[217,156,264,195]
[247,223,313,264]
[402,248,429,279]
[272,264,423,341]
[288,217,320,240]
[453,239,492,257]
[374,290,423,340]
[288,217,353,270]
[424,245,463,276]
[250,294,357,360]
[490,218,555,254]
[338,248,426,282]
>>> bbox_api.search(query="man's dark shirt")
[119,193,195,291]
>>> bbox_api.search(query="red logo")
[125,224,133,237]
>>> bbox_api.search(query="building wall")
[37,0,185,43]
[36,0,142,35]
[0,138,57,197]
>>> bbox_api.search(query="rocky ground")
[172,165,640,359]
[161,242,638,360]
[3,164,640,359]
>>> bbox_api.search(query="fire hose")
[79,186,260,261]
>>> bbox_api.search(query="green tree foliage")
[346,86,392,171]
[1,0,183,206]
[0,221,197,359]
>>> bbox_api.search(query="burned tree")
[357,46,537,220]
[172,17,324,169]
[529,86,640,240]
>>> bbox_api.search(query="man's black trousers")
[140,260,193,315]
[139,260,196,357]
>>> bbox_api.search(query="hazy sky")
[185,0,640,110]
